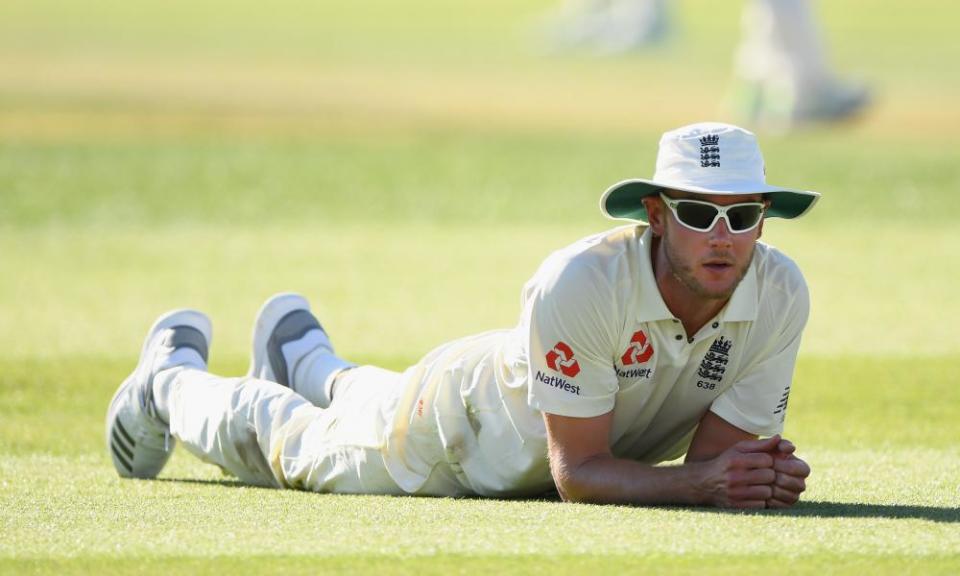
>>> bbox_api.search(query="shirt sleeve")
[710,273,810,436]
[525,253,620,418]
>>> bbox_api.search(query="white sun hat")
[600,122,820,222]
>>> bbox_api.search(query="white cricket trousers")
[736,0,832,93]
[161,365,463,495]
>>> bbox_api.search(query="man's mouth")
[702,260,734,272]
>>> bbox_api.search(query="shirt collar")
[636,227,676,322]
[635,227,759,324]
[720,258,758,322]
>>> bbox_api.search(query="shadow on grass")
[154,477,959,523]
[704,501,960,523]
[156,477,263,489]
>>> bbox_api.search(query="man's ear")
[643,194,666,236]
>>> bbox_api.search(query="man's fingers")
[735,435,781,454]
[730,467,776,486]
[765,497,795,509]
[769,485,801,505]
[773,456,811,478]
[774,472,806,494]
[731,499,768,509]
[731,451,774,470]
[729,484,773,502]
[775,439,796,455]
[715,438,808,510]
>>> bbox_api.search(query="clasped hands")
[703,435,810,509]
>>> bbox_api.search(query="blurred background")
[0,0,957,372]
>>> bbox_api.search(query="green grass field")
[1,0,958,573]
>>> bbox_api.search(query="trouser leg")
[158,365,415,494]
[281,365,467,496]
[736,0,832,96]
[160,367,313,487]
[281,365,407,494]
[158,364,464,496]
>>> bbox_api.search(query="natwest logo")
[545,341,581,378]
[621,330,654,365]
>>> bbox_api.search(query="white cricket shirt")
[383,225,809,497]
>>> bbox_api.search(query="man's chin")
[695,264,749,300]
[693,285,736,301]
[690,277,738,300]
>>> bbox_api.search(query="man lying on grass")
[107,122,815,508]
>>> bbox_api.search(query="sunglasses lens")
[674,202,718,230]
[727,205,764,231]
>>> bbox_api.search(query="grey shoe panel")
[267,309,322,387]
[164,326,209,362]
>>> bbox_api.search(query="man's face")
[649,190,766,301]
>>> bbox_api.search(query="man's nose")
[708,217,734,247]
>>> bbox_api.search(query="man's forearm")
[554,454,710,506]
[551,436,781,508]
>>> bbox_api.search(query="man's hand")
[697,435,811,509]
[687,412,811,509]
[696,435,780,508]
[765,438,810,509]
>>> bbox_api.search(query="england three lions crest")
[695,336,732,390]
[699,134,720,168]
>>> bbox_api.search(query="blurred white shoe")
[793,80,871,124]
[730,76,871,131]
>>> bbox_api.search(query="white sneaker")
[106,309,211,479]
[248,292,338,387]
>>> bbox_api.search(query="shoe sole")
[105,309,212,478]
[248,292,312,382]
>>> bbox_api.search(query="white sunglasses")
[659,193,766,233]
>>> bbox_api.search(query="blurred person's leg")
[732,0,869,128]
[549,0,671,53]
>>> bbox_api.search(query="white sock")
[289,343,355,408]
[151,349,204,424]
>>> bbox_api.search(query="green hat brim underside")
[601,180,820,223]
